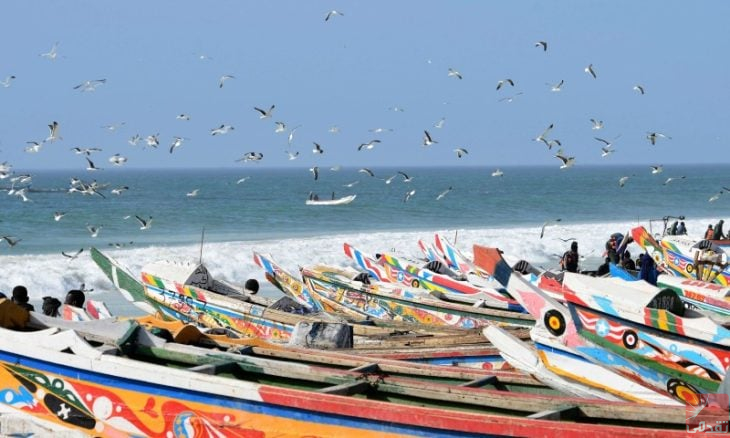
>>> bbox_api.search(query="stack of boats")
[1,228,729,435]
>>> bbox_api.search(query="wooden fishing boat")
[0,301,693,437]
[305,194,356,205]
[473,244,730,405]
[657,275,730,317]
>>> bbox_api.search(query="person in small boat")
[331,191,335,200]
[560,241,579,273]
[676,221,687,235]
[596,257,611,277]
[11,286,34,312]
[706,224,715,240]
[713,220,726,240]
[64,289,85,308]
[42,296,62,317]
[621,251,636,271]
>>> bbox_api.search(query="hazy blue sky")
[1,1,729,171]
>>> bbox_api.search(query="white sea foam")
[0,217,713,313]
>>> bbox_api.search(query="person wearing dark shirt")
[596,257,611,276]
[11,285,35,312]
[64,289,86,308]
[560,241,579,273]
[621,251,636,271]
[713,220,726,240]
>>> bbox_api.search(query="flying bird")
[453,148,468,158]
[600,146,614,158]
[498,92,523,103]
[646,132,670,145]
[422,130,437,146]
[46,121,62,142]
[584,64,597,79]
[288,125,302,145]
[358,168,375,177]
[219,75,235,88]
[491,169,504,177]
[111,186,129,195]
[237,152,264,162]
[39,42,60,60]
[343,180,359,188]
[169,137,186,154]
[328,125,340,134]
[313,142,324,154]
[1,75,16,88]
[358,139,381,151]
[310,166,319,181]
[397,171,413,182]
[128,134,141,146]
[211,124,234,136]
[650,165,663,174]
[383,174,398,184]
[549,79,564,92]
[540,218,562,239]
[447,68,462,80]
[62,248,84,260]
[555,149,575,169]
[534,123,554,145]
[176,114,191,121]
[325,10,344,21]
[663,176,686,185]
[70,147,102,155]
[709,192,724,203]
[436,187,452,201]
[186,189,199,197]
[86,225,102,238]
[85,157,102,171]
[1,236,22,247]
[135,215,153,230]
[633,85,645,95]
[403,189,416,203]
[24,141,42,153]
[73,79,106,92]
[590,119,604,130]
[274,121,286,133]
[145,134,159,148]
[285,150,299,160]
[618,176,631,188]
[54,211,66,221]
[433,118,446,129]
[496,79,515,90]
[535,41,548,51]
[236,176,251,184]
[109,154,127,165]
[254,105,275,119]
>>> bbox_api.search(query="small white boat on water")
[305,194,356,205]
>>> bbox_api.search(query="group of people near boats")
[2,285,85,316]
[704,219,728,240]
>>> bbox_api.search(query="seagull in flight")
[555,149,575,169]
[111,186,129,195]
[176,113,191,121]
[633,85,645,95]
[85,157,102,171]
[62,248,84,260]
[254,105,275,119]
[70,147,102,155]
[288,125,302,145]
[453,147,468,158]
[549,79,564,92]
[236,176,251,184]
[237,152,264,162]
[343,180,359,188]
[535,41,548,51]
[310,166,319,181]
[534,123,554,145]
[219,74,235,88]
[447,68,463,80]
[600,146,614,158]
[186,189,199,197]
[496,79,515,90]
[403,189,416,203]
[646,132,671,145]
[358,139,381,151]
[436,186,452,201]
[328,125,340,134]
[73,79,106,92]
[492,168,504,177]
[274,121,286,133]
[584,63,597,79]
[325,10,344,21]
[39,42,60,60]
[285,150,299,160]
[1,236,22,247]
[109,154,128,166]
[709,192,724,203]
[358,168,375,177]
[650,165,663,174]
[590,119,604,130]
[87,225,102,238]
[313,142,324,154]
[618,176,631,188]
[46,121,62,142]
[433,117,446,129]
[169,136,187,154]
[128,134,141,146]
[422,130,437,146]
[498,92,524,103]
[135,215,153,230]
[663,176,686,185]
[211,124,234,135]
[54,211,66,222]
[23,141,42,153]
[540,218,562,239]
[145,134,159,148]
[397,171,413,182]
[383,174,398,184]
[1,75,16,88]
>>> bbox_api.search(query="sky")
[1,1,729,171]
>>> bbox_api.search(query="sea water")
[1,164,728,314]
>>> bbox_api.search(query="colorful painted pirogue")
[473,244,730,405]
[631,225,730,286]
[657,275,730,317]
[0,300,694,437]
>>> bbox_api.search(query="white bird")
[211,124,234,136]
[549,79,564,92]
[46,121,62,142]
[647,132,671,145]
[433,118,446,129]
[285,150,299,160]
[288,125,301,145]
[633,85,645,95]
[111,186,128,195]
[236,152,264,162]
[663,176,686,186]
[534,123,554,145]
[25,141,43,153]
[590,119,604,130]
[358,168,375,177]
[70,147,102,155]
[236,176,251,184]
[128,134,141,146]
[403,189,416,203]
[85,157,102,171]
[535,41,548,51]
[330,165,341,171]
[618,176,630,188]
[145,134,160,148]
[498,92,523,103]
[1,75,16,88]
[253,105,275,119]
[539,218,562,239]
[343,181,359,188]
[422,130,437,146]
[53,211,66,222]
[383,174,398,184]
[176,114,191,121]
[358,139,381,151]
[39,42,60,60]
[87,225,102,238]
[109,154,127,165]
[325,10,344,21]
[274,122,286,133]
[496,79,515,90]
[328,125,340,134]
[1,236,22,247]
[709,192,723,203]
[219,75,235,88]
[368,127,393,133]
[397,171,413,182]
[101,122,125,132]
[310,166,319,181]
[135,215,153,230]
[650,165,663,174]
[62,248,84,260]
[600,146,614,158]
[186,189,199,197]
[491,169,504,177]
[169,137,186,154]
[73,79,106,92]
[584,63,597,79]
[453,148,468,158]
[313,142,324,154]
[12,188,31,202]
[447,68,462,80]
[436,186,452,201]
[555,149,575,169]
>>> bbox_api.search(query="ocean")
[1,164,728,314]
